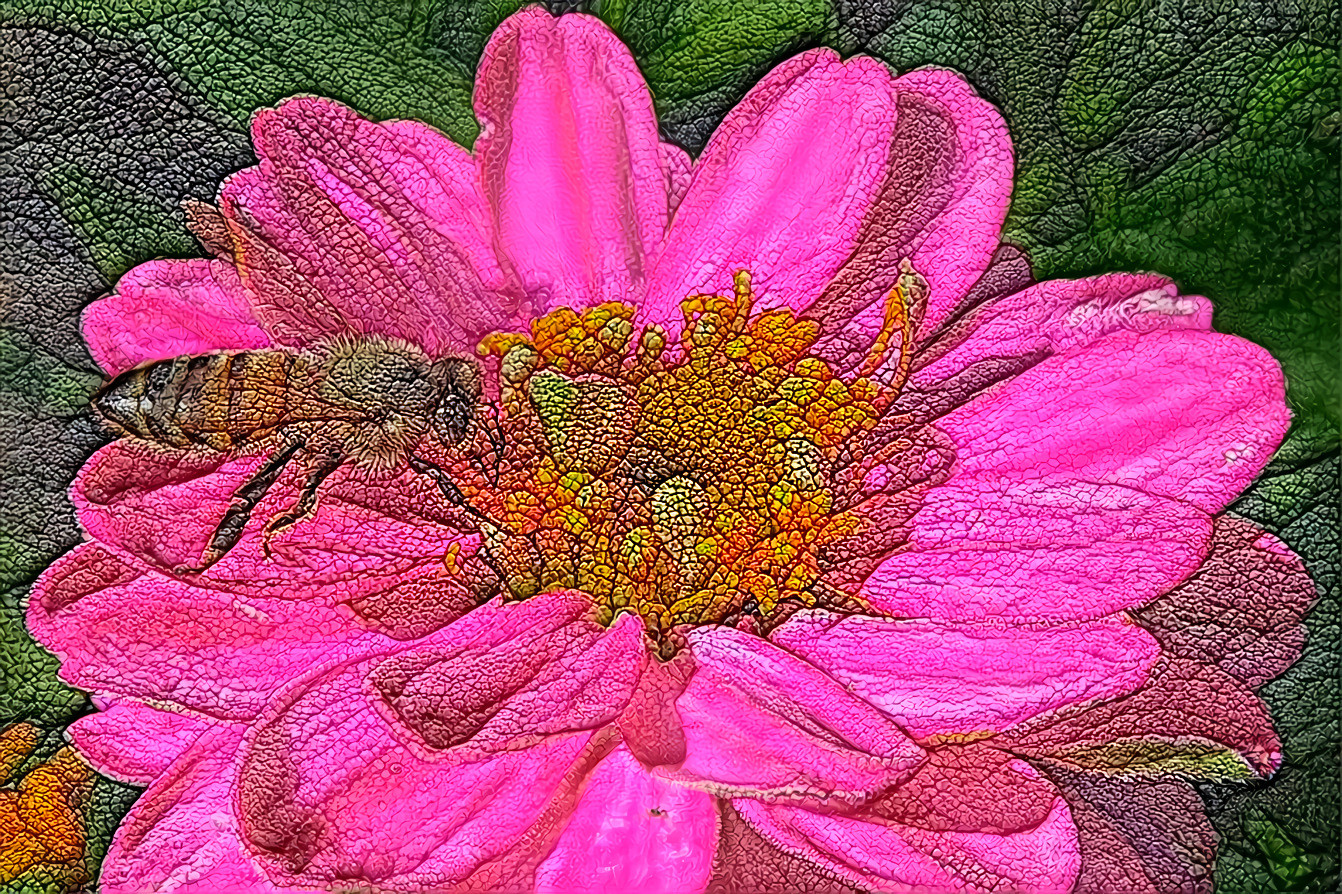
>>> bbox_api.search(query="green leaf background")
[0,0,1336,890]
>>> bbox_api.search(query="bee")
[92,336,486,571]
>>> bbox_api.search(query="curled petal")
[475,7,669,313]
[735,770,1080,894]
[642,49,897,333]
[83,259,271,376]
[666,626,924,804]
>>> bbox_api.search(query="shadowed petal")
[664,626,924,804]
[475,7,669,314]
[83,259,271,377]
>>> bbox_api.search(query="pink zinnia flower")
[31,7,1315,893]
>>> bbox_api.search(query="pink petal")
[662,141,694,217]
[83,259,271,376]
[915,273,1213,386]
[535,746,718,894]
[238,593,641,889]
[65,697,218,786]
[664,626,924,804]
[859,478,1212,621]
[72,441,470,595]
[100,724,309,894]
[222,96,509,354]
[810,68,1014,364]
[29,544,392,720]
[771,610,1161,739]
[475,7,669,314]
[641,49,897,334]
[736,768,1081,894]
[937,329,1290,514]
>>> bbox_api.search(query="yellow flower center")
[458,269,926,644]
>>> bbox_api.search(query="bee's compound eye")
[433,391,474,446]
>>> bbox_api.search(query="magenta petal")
[736,775,1081,894]
[475,7,669,314]
[237,593,638,889]
[29,544,391,720]
[641,49,896,333]
[662,141,694,217]
[65,697,218,786]
[938,329,1290,514]
[811,68,1013,360]
[83,259,271,376]
[916,273,1212,385]
[72,441,468,593]
[860,478,1212,621]
[223,96,508,354]
[535,746,718,894]
[665,626,924,804]
[771,611,1161,738]
[100,724,307,894]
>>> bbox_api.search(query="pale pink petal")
[640,49,897,333]
[737,770,1081,894]
[222,96,508,354]
[28,544,393,720]
[810,68,1013,365]
[663,626,924,804]
[535,746,718,894]
[858,478,1212,621]
[65,697,218,786]
[101,724,309,894]
[937,329,1290,514]
[238,593,640,889]
[72,441,471,595]
[83,259,271,376]
[915,273,1213,386]
[475,7,669,314]
[771,610,1161,738]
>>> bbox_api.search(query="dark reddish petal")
[771,610,1160,739]
[810,68,1013,361]
[1133,516,1317,688]
[238,593,641,889]
[28,543,393,720]
[914,273,1213,387]
[1039,764,1217,894]
[859,478,1212,622]
[641,49,896,335]
[710,804,871,894]
[475,7,669,314]
[937,329,1290,515]
[72,441,471,596]
[65,697,218,786]
[665,626,924,805]
[100,724,304,894]
[869,744,1058,835]
[83,259,271,376]
[535,746,718,894]
[1001,657,1283,779]
[734,771,1080,894]
[222,97,509,354]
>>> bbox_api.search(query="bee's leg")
[182,441,305,574]
[261,449,345,558]
[407,455,500,530]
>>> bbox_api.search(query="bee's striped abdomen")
[93,351,302,451]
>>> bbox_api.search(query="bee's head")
[430,358,482,447]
